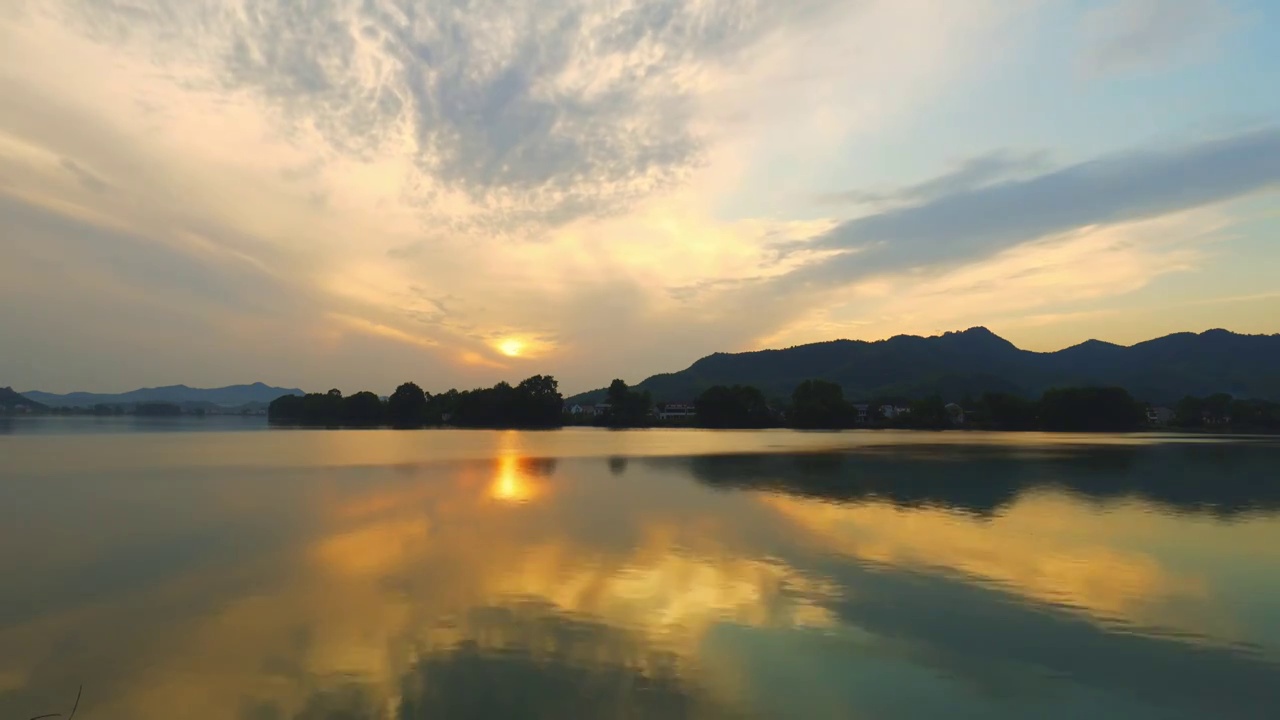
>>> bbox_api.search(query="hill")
[0,387,48,412]
[567,328,1280,405]
[22,382,304,409]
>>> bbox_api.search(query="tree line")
[267,375,564,428]
[266,374,1280,433]
[695,383,1279,432]
[584,379,1170,432]
[968,390,1278,432]
[1172,393,1280,431]
[688,381,1155,431]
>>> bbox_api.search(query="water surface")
[2,428,1279,719]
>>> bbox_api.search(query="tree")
[342,391,385,426]
[791,379,852,429]
[452,383,510,427]
[134,402,182,417]
[1173,395,1277,431]
[978,392,1037,430]
[1230,399,1280,429]
[388,382,429,427]
[606,379,630,409]
[270,391,343,425]
[1175,395,1205,427]
[268,394,303,423]
[1203,393,1233,423]
[601,379,651,427]
[440,377,565,428]
[695,385,773,428]
[269,379,568,429]
[1039,386,1144,432]
[513,375,563,427]
[427,388,461,425]
[303,391,344,425]
[904,395,950,429]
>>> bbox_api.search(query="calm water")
[2,427,1279,719]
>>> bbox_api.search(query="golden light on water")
[489,455,538,503]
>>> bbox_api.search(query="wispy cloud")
[1079,0,1235,75]
[58,157,111,193]
[814,150,1050,208]
[779,128,1280,290]
[50,0,846,232]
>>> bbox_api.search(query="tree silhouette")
[602,379,652,427]
[388,382,429,427]
[695,385,774,428]
[342,391,386,427]
[1039,386,1144,431]
[977,392,1037,430]
[791,379,853,429]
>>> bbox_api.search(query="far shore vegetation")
[251,376,1280,434]
[8,378,1276,433]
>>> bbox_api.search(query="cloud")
[815,149,1050,207]
[775,208,1218,347]
[781,127,1280,290]
[58,157,111,193]
[0,191,294,315]
[1079,0,1234,75]
[52,0,846,232]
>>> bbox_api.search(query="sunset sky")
[2,0,1278,395]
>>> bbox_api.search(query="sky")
[2,0,1278,396]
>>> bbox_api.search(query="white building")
[658,403,696,421]
[879,405,910,419]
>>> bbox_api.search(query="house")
[945,403,966,425]
[853,404,870,424]
[1147,407,1175,425]
[879,405,911,420]
[657,402,696,421]
[568,403,598,416]
[1202,410,1232,425]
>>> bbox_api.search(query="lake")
[2,427,1279,719]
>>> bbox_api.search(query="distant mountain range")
[21,382,304,409]
[568,328,1280,405]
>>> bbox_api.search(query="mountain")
[22,382,304,408]
[568,328,1280,405]
[0,387,47,411]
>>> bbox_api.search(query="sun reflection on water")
[488,454,541,504]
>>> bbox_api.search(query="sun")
[497,338,525,357]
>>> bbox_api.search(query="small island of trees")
[268,375,565,428]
